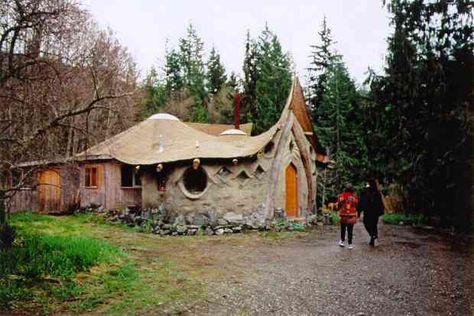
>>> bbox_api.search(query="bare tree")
[0,0,140,223]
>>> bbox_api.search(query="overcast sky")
[81,0,391,84]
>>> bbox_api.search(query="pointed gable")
[283,78,327,159]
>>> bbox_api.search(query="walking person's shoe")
[348,244,354,249]
[369,237,375,247]
[338,240,345,247]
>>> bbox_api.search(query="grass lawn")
[1,212,305,315]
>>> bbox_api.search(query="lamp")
[192,158,200,170]
[156,163,163,172]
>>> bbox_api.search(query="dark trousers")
[340,223,354,244]
[363,216,379,239]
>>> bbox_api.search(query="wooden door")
[38,169,61,213]
[285,163,298,217]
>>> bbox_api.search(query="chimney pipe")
[234,92,240,130]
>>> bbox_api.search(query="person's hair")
[368,177,378,192]
[344,183,353,193]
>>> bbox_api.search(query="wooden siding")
[80,161,142,210]
[7,165,80,214]
[8,189,38,212]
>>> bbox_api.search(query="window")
[85,167,98,188]
[183,167,207,194]
[121,165,141,187]
[264,141,274,154]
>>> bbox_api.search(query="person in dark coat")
[358,178,384,246]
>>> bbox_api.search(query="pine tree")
[307,16,335,122]
[227,72,238,90]
[179,24,207,119]
[164,48,183,93]
[142,67,167,117]
[206,46,226,94]
[313,54,367,196]
[253,24,291,134]
[241,30,258,122]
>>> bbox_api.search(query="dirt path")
[188,223,473,316]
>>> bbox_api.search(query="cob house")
[9,78,327,225]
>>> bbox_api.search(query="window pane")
[121,165,133,187]
[134,171,141,186]
[91,168,97,187]
[85,168,91,187]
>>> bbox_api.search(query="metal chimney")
[234,92,240,130]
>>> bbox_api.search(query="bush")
[382,213,428,226]
[330,212,339,225]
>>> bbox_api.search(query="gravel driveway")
[191,222,473,316]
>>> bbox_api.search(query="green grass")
[0,212,133,314]
[1,212,207,315]
[382,213,428,226]
[1,233,122,278]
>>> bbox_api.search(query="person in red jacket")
[337,183,359,249]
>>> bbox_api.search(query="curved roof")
[76,77,327,165]
[77,115,278,165]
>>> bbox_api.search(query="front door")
[285,163,298,217]
[38,169,61,213]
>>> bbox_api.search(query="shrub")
[382,213,428,226]
[330,212,339,225]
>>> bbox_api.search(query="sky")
[81,0,391,84]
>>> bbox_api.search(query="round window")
[183,167,207,194]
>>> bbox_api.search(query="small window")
[183,167,207,194]
[289,140,295,151]
[264,141,274,154]
[121,165,141,187]
[85,167,98,188]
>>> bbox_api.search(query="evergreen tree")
[241,30,259,122]
[367,0,473,230]
[206,46,226,94]
[164,48,183,93]
[253,24,291,134]
[307,16,335,122]
[227,71,238,90]
[315,55,367,194]
[178,24,207,120]
[142,67,167,117]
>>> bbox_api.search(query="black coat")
[358,189,384,222]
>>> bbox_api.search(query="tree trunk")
[0,190,6,225]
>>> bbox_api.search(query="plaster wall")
[141,157,272,215]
